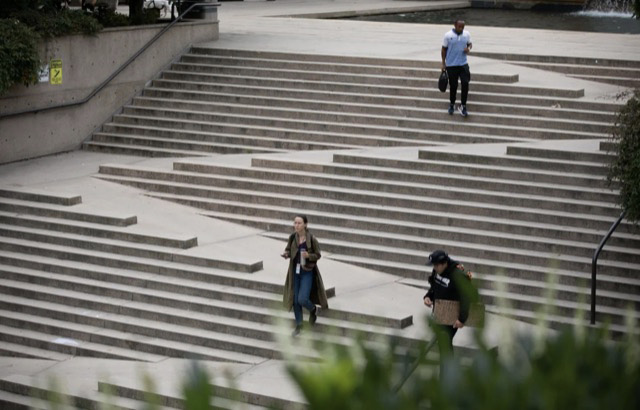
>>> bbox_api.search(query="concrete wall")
[0,18,219,164]
[472,0,585,9]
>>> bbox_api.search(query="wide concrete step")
[171,60,515,89]
[0,237,266,292]
[484,305,638,338]
[100,379,292,410]
[98,124,365,151]
[0,249,285,297]
[192,201,638,263]
[0,321,166,362]
[0,188,81,206]
[97,380,270,410]
[509,60,640,77]
[83,141,210,158]
[0,389,55,410]
[160,69,585,99]
[151,77,617,116]
[0,340,71,360]
[0,256,403,330]
[506,146,615,164]
[142,85,616,123]
[471,51,640,69]
[0,285,408,361]
[328,153,611,189]
[100,120,415,149]
[0,198,136,226]
[91,132,290,155]
[0,224,262,272]
[0,211,197,249]
[95,166,618,218]
[570,74,640,88]
[477,288,638,327]
[418,149,609,176]
[120,104,606,142]
[131,95,612,135]
[152,187,638,250]
[110,112,524,146]
[137,178,627,236]
[180,160,618,204]
[204,213,639,277]
[0,374,169,410]
[0,299,271,364]
[180,53,519,83]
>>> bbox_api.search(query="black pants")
[446,64,471,106]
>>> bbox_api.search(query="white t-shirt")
[442,29,472,67]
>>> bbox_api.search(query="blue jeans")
[293,270,316,325]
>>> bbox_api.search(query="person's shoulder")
[464,29,471,37]
[444,29,455,38]
[450,262,468,276]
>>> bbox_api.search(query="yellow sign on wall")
[50,59,62,85]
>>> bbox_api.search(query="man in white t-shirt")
[441,19,472,117]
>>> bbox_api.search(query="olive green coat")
[282,230,329,311]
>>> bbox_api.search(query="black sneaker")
[291,325,302,337]
[309,306,319,326]
[458,105,468,117]
[448,104,455,115]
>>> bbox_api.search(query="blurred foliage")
[288,323,640,410]
[633,0,639,19]
[182,361,213,410]
[609,91,640,222]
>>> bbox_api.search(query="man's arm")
[441,46,447,71]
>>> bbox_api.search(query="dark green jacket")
[282,230,329,310]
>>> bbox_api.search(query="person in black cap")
[423,250,475,374]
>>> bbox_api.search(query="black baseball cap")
[426,250,449,266]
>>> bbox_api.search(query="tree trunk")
[129,0,144,21]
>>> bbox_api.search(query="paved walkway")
[2,0,637,406]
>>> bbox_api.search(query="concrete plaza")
[1,0,638,407]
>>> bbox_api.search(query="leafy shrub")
[288,324,640,410]
[634,0,639,19]
[0,19,41,94]
[609,92,640,223]
[91,4,131,28]
[10,8,102,38]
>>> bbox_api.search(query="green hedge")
[0,1,159,95]
[0,20,41,95]
[609,92,640,223]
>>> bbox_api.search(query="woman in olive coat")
[281,215,329,336]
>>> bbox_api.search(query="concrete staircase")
[82,48,639,334]
[94,140,640,335]
[4,47,638,407]
[0,187,419,364]
[473,51,640,89]
[83,48,620,157]
[0,186,431,407]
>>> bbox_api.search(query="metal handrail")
[392,338,437,393]
[0,2,218,119]
[591,210,626,324]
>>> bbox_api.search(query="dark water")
[342,8,640,34]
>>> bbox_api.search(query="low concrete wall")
[0,17,219,164]
[471,0,585,10]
